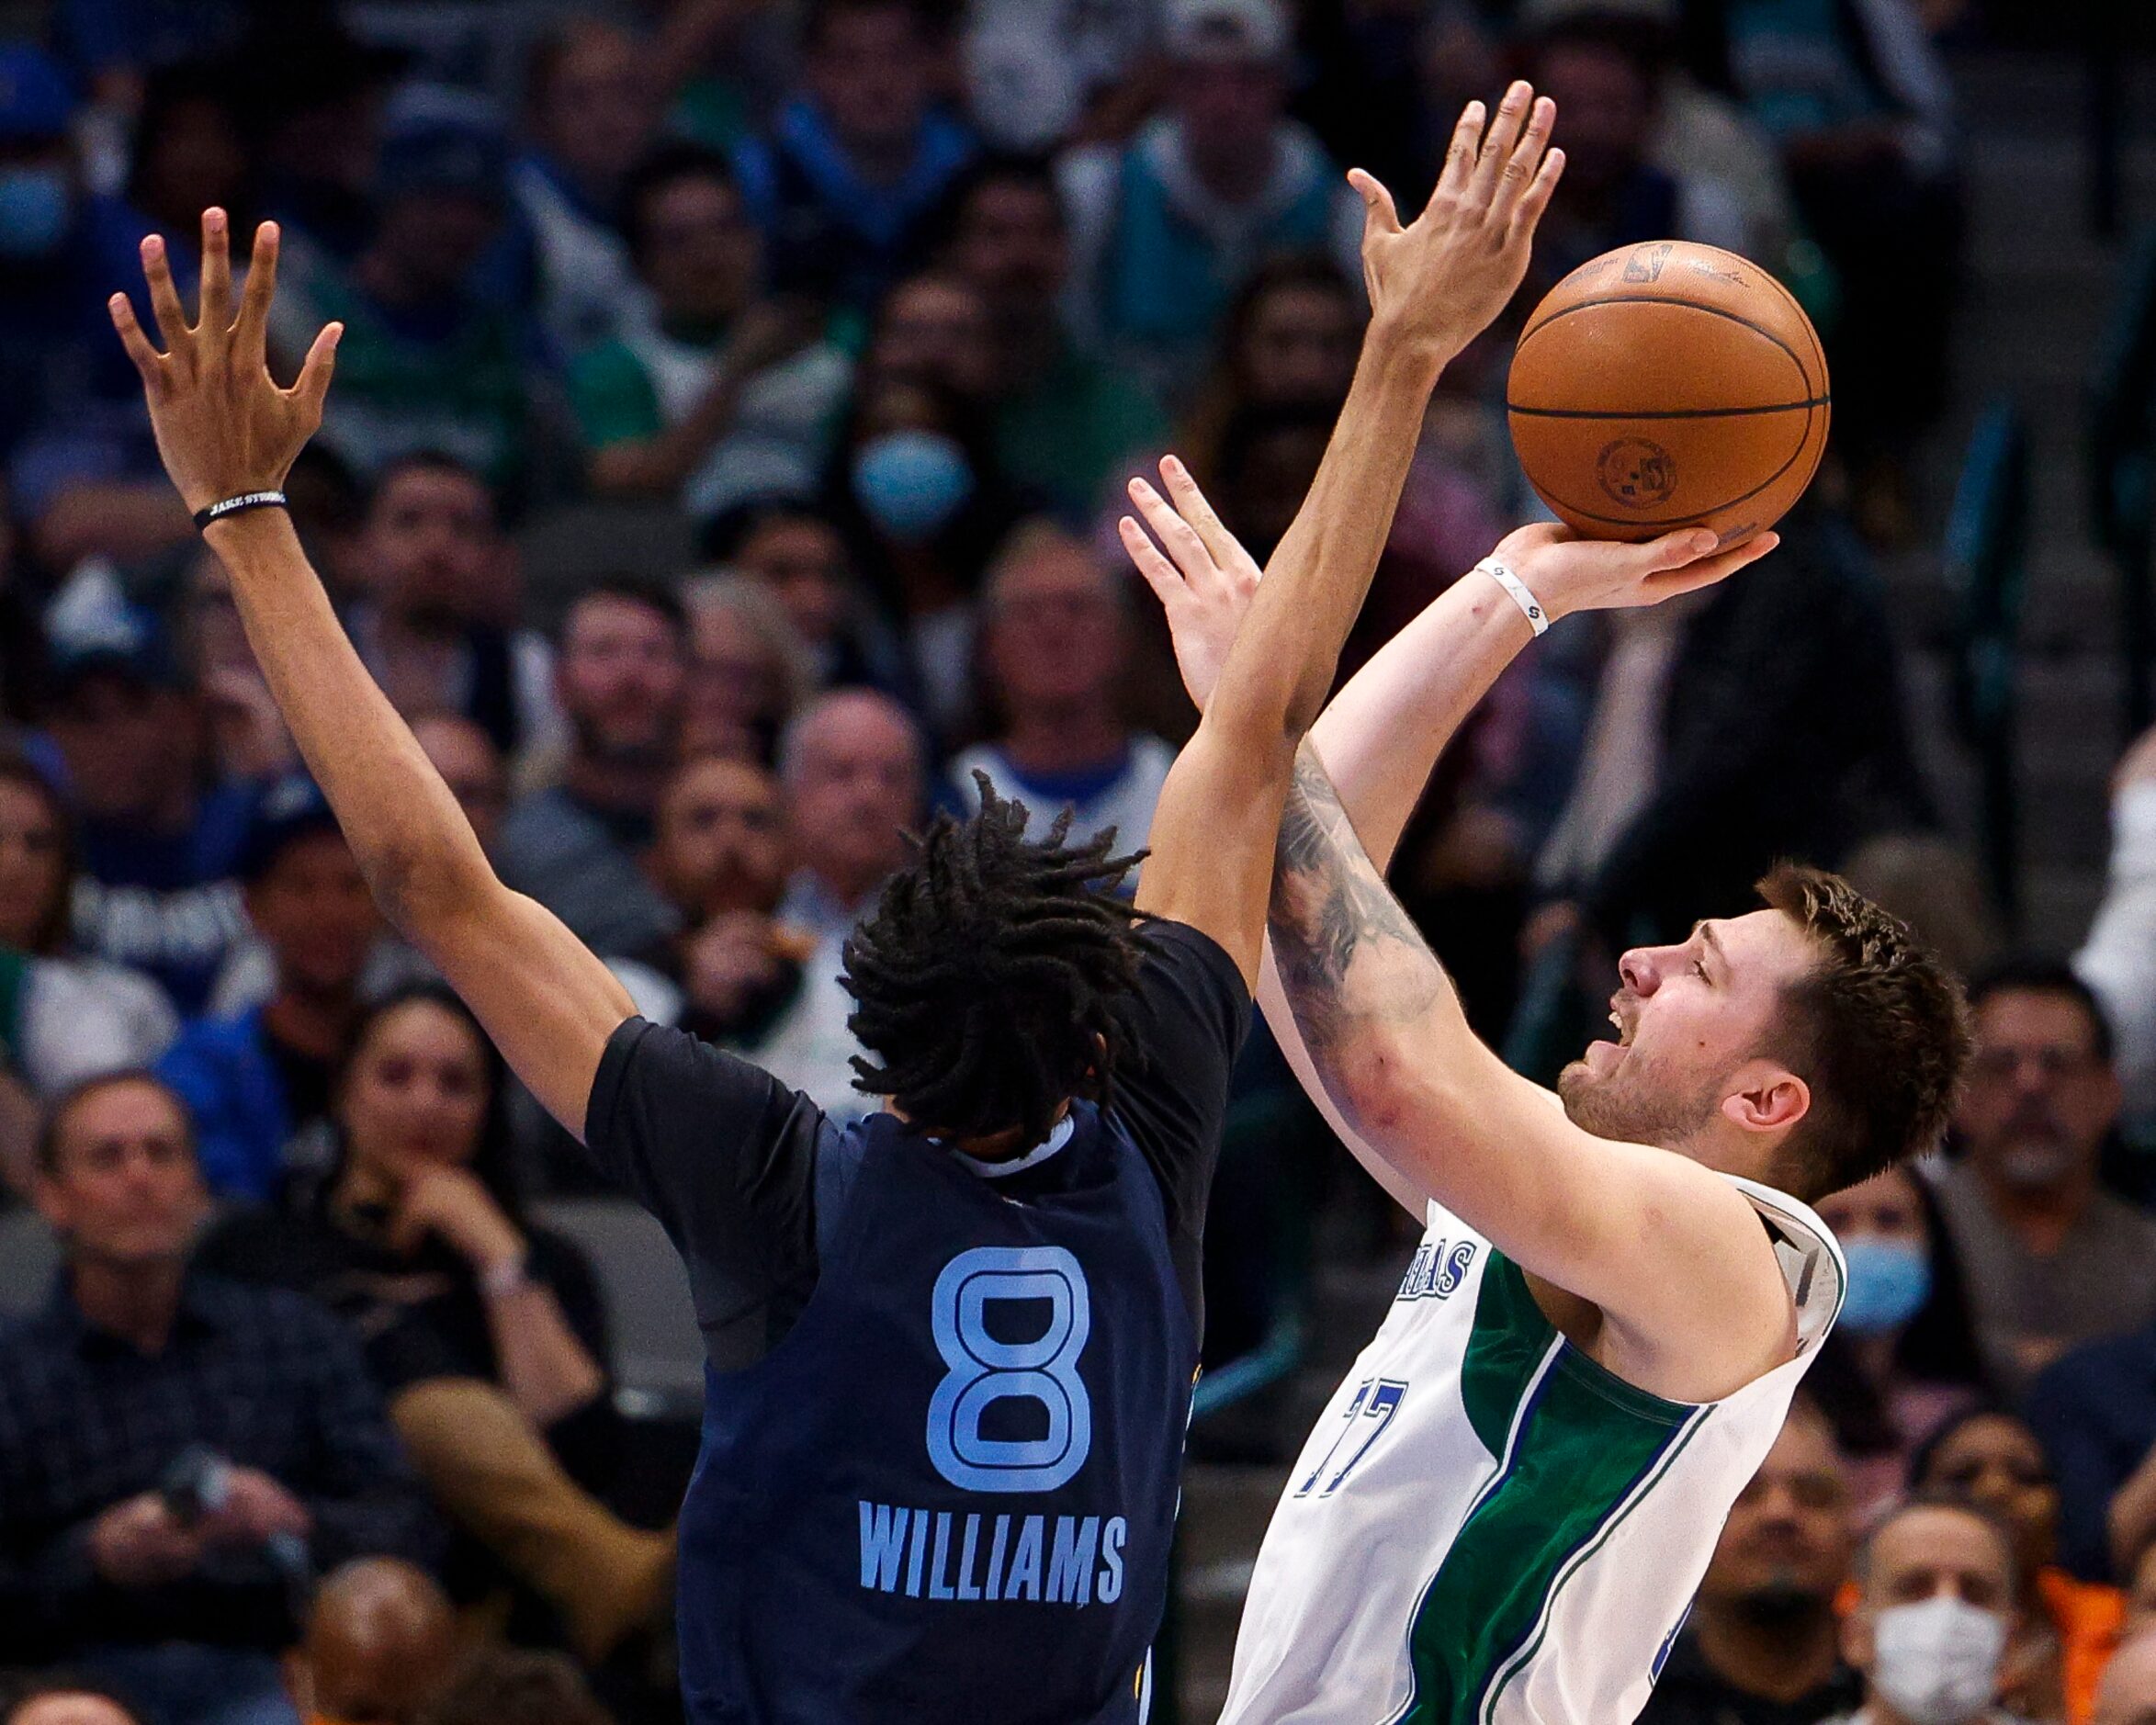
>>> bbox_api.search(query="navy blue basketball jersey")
[674,1102,1195,1722]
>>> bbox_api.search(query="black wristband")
[194,490,288,531]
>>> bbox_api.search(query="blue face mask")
[0,165,72,258]
[851,430,974,546]
[1838,1236,1933,1336]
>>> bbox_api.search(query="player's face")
[1559,909,1815,1155]
[1702,1415,1853,1607]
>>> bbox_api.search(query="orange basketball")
[1507,240,1830,546]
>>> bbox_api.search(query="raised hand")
[1354,82,1563,366]
[1117,456,1259,714]
[1495,521,1780,624]
[108,210,340,517]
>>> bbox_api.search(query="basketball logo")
[1621,242,1675,284]
[1596,437,1678,508]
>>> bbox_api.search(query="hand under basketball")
[108,209,340,517]
[1353,82,1563,367]
[1494,521,1780,623]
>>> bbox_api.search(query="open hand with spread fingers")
[1354,80,1564,367]
[107,209,341,519]
[1117,455,1261,716]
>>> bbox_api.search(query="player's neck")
[1693,1595,1842,1703]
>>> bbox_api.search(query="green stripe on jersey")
[1400,1254,1695,1725]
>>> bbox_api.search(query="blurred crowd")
[4,0,2151,1722]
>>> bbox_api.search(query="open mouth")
[1608,996,1636,1047]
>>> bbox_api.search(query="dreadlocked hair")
[842,772,1152,1144]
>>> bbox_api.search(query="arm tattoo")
[1269,740,1451,1066]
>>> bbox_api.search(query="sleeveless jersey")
[674,1101,1194,1723]
[1221,1174,1844,1725]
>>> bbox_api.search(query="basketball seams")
[1508,241,1830,540]
[1506,398,1830,422]
[1518,402,1826,529]
[1514,296,1820,401]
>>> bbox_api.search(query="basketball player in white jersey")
[1118,457,1972,1723]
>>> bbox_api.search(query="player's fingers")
[289,321,342,421]
[1348,168,1402,239]
[1472,82,1533,199]
[141,234,191,355]
[1642,532,1780,598]
[1496,96,1556,216]
[1118,515,1188,611]
[107,294,165,389]
[198,209,232,344]
[234,220,279,365]
[1634,526,1721,573]
[1157,456,1247,576]
[1129,474,1220,587]
[1508,148,1565,243]
[1435,101,1485,198]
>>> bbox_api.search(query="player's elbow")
[368,840,492,940]
[1326,1036,1448,1148]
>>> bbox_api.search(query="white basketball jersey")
[1221,1175,1844,1725]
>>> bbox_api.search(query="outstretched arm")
[1129,85,1561,986]
[1125,473,1778,1212]
[1268,747,1790,1399]
[110,212,633,1137]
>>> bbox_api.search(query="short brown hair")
[1755,863,1973,1200]
[36,1069,195,1176]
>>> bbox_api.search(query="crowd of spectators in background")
[10,0,2156,1722]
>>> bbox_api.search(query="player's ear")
[1721,1063,1810,1135]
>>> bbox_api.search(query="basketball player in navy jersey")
[109,85,1563,1725]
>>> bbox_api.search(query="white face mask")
[1870,1595,2007,1725]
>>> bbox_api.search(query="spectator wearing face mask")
[1638,1401,1863,1725]
[827,374,1028,735]
[1937,960,2156,1395]
[1807,1166,1991,1516]
[1914,1408,2128,1724]
[283,1559,457,1725]
[0,46,177,474]
[1825,1498,2033,1725]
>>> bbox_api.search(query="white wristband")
[1476,559,1549,637]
